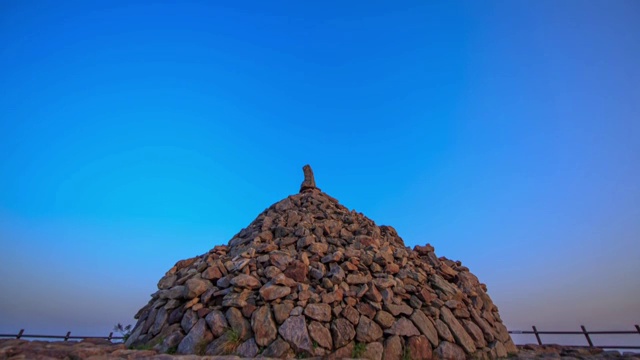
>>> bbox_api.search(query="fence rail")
[1,325,639,350]
[0,329,124,342]
[508,325,640,350]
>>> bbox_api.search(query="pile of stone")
[126,165,518,359]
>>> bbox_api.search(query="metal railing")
[1,325,639,350]
[509,325,640,350]
[0,329,124,342]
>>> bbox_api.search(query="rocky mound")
[125,165,518,359]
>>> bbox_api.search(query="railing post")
[532,325,542,345]
[581,325,594,347]
[108,332,113,341]
[64,331,71,341]
[16,329,24,339]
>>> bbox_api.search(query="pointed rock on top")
[300,164,317,192]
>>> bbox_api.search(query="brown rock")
[384,303,413,316]
[237,338,259,357]
[284,260,309,282]
[410,309,439,347]
[300,164,316,192]
[308,321,333,350]
[440,306,476,354]
[331,318,356,349]
[356,315,383,342]
[183,278,209,299]
[273,302,294,324]
[304,303,332,322]
[407,335,432,360]
[259,283,291,301]
[385,317,421,337]
[177,318,212,354]
[374,310,395,329]
[434,341,465,360]
[342,305,360,325]
[226,307,252,341]
[262,336,291,358]
[251,305,277,347]
[435,318,455,342]
[205,310,228,338]
[362,341,384,360]
[229,274,261,289]
[383,335,403,360]
[279,315,313,354]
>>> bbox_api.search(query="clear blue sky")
[1,0,638,345]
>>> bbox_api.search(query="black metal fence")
[508,325,640,350]
[1,325,639,350]
[0,329,124,342]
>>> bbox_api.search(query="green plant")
[402,346,411,360]
[352,342,366,358]
[195,338,209,356]
[222,328,242,355]
[166,346,177,354]
[113,323,132,342]
[312,341,319,349]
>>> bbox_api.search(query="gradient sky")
[1,0,639,347]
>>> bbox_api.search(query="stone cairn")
[126,165,518,359]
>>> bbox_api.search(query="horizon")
[0,0,638,350]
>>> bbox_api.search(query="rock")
[304,303,332,322]
[410,309,439,347]
[279,315,313,354]
[362,341,384,360]
[236,337,259,357]
[440,306,476,354]
[342,305,360,325]
[385,317,421,337]
[226,307,252,341]
[407,335,432,360]
[262,336,292,357]
[308,320,333,350]
[300,164,316,191]
[273,302,294,324]
[383,335,403,360]
[284,260,308,282]
[251,305,277,347]
[434,341,466,360]
[183,278,209,299]
[127,166,517,357]
[259,283,291,301]
[180,309,198,333]
[177,318,212,355]
[204,310,228,338]
[331,318,356,349]
[356,315,384,342]
[229,274,261,289]
[435,318,455,343]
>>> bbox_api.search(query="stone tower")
[126,165,517,359]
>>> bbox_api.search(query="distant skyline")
[1,0,639,347]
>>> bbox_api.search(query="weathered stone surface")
[273,302,294,324]
[434,341,466,360]
[279,315,313,354]
[435,318,455,342]
[300,164,316,191]
[304,303,332,322]
[356,315,384,342]
[308,320,333,350]
[259,283,291,301]
[410,309,439,346]
[375,310,395,329]
[180,309,198,333]
[284,260,308,282]
[407,335,432,360]
[331,318,356,349]
[226,307,252,341]
[251,305,277,347]
[236,337,259,357]
[229,274,260,289]
[385,317,421,337]
[177,319,212,354]
[360,341,384,360]
[383,335,403,360]
[440,306,476,354]
[183,278,209,299]
[204,310,228,338]
[262,336,291,357]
